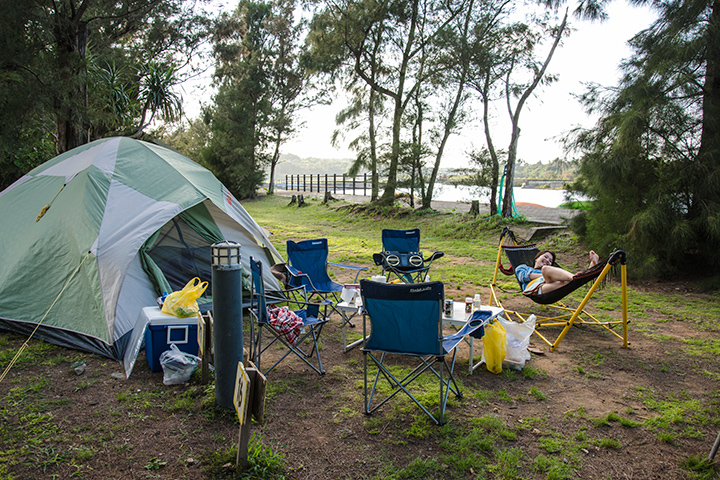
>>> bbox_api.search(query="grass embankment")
[0,194,719,480]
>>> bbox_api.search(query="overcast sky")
[184,2,657,167]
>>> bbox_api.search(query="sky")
[183,2,657,167]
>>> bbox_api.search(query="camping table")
[337,300,364,352]
[443,303,504,374]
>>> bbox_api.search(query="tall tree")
[264,0,309,194]
[0,0,211,154]
[464,0,516,215]
[306,0,466,205]
[571,0,720,275]
[338,83,387,201]
[418,0,476,209]
[499,9,567,217]
[205,0,273,199]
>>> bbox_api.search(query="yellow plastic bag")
[482,321,507,374]
[161,277,208,318]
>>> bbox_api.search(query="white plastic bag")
[159,343,200,385]
[499,315,536,370]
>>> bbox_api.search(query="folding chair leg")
[257,326,325,376]
[363,351,460,426]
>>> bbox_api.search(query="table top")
[337,299,502,324]
[443,302,503,326]
[337,300,363,312]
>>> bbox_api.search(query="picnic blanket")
[267,305,303,345]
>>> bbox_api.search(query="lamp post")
[211,241,243,409]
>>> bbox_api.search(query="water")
[276,180,581,208]
[412,184,581,208]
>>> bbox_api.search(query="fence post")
[333,174,337,193]
[324,174,328,192]
[303,174,306,192]
[343,174,346,194]
[364,173,367,196]
[352,176,356,195]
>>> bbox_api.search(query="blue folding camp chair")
[249,256,328,375]
[285,238,368,326]
[372,228,444,283]
[359,280,488,425]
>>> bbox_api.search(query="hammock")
[489,227,630,351]
[500,243,612,305]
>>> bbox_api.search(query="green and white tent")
[0,137,282,370]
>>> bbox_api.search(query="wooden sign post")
[234,360,267,471]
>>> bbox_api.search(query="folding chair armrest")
[265,286,325,310]
[442,310,492,352]
[427,251,444,262]
[372,253,385,266]
[265,284,313,304]
[285,265,319,291]
[328,262,369,283]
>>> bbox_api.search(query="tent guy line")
[0,251,91,384]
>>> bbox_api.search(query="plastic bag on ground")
[482,321,507,374]
[159,343,200,385]
[500,315,536,370]
[161,277,208,318]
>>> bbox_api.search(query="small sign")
[197,313,205,355]
[233,362,250,425]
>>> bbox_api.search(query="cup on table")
[341,284,359,303]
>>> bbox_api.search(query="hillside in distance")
[274,154,355,176]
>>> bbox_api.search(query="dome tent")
[0,137,282,372]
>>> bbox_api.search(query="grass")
[3,195,720,479]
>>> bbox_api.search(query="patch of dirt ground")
[1,272,719,480]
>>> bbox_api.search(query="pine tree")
[572,0,720,276]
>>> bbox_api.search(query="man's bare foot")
[589,250,600,267]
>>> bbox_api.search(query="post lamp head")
[212,241,241,267]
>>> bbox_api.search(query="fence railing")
[281,173,372,196]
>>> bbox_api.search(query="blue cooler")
[143,307,199,372]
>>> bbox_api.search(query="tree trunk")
[379,93,404,205]
[369,88,379,201]
[421,0,473,210]
[501,9,567,217]
[55,18,89,153]
[482,70,500,216]
[501,124,520,216]
[268,136,282,195]
[697,0,720,210]
[379,0,419,206]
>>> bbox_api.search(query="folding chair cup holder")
[490,227,629,351]
[373,228,444,283]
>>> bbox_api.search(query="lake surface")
[412,185,582,208]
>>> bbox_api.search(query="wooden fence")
[282,173,372,196]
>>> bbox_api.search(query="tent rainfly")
[0,137,283,374]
